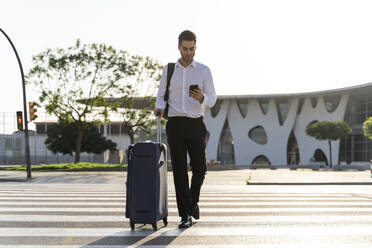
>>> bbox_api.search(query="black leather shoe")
[178,215,193,228]
[192,204,200,220]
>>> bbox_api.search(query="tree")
[306,121,352,167]
[111,60,162,144]
[118,97,159,145]
[27,39,162,162]
[363,117,372,140]
[106,63,162,145]
[45,121,116,156]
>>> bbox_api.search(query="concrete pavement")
[1,166,372,184]
[2,168,372,247]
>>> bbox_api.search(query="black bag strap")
[164,63,175,101]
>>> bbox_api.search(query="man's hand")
[189,88,204,104]
[154,108,164,117]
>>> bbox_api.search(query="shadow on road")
[82,224,187,247]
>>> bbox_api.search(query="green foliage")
[120,107,157,144]
[306,121,352,141]
[305,121,351,167]
[26,39,163,161]
[45,121,117,155]
[363,117,372,139]
[27,39,162,122]
[113,63,163,144]
[4,163,127,171]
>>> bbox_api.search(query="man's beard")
[181,54,193,63]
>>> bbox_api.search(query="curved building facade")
[204,82,372,166]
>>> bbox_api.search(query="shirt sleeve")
[155,65,168,109]
[202,66,217,108]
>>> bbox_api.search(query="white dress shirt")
[155,60,217,118]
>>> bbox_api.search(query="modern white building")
[203,82,372,167]
[3,82,372,166]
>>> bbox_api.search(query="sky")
[2,0,372,115]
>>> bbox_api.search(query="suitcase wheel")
[152,222,157,231]
[130,221,135,231]
[163,217,168,226]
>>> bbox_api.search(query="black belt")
[168,116,203,120]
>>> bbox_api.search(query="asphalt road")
[1,168,372,247]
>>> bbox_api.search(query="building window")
[354,152,365,162]
[276,99,289,125]
[339,136,352,164]
[237,99,248,118]
[324,95,340,113]
[121,123,128,135]
[248,126,268,145]
[217,119,235,164]
[287,131,300,165]
[297,98,304,115]
[311,97,317,108]
[259,99,269,115]
[313,149,328,165]
[36,124,45,134]
[46,124,56,132]
[345,97,366,127]
[36,123,56,134]
[110,124,120,135]
[251,155,271,165]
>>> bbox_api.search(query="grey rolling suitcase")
[125,117,168,231]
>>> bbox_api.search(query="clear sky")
[2,0,372,115]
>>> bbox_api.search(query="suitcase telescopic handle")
[157,116,161,143]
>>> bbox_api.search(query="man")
[154,30,217,228]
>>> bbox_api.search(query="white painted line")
[0,196,364,201]
[0,192,352,197]
[1,226,372,237]
[0,201,370,206]
[0,207,372,213]
[1,214,372,222]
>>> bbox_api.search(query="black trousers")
[166,116,207,218]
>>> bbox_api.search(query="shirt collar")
[176,60,198,69]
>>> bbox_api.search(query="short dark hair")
[178,30,196,45]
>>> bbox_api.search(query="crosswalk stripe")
[0,192,354,197]
[0,245,371,248]
[0,196,365,200]
[1,201,372,206]
[0,201,371,206]
[2,226,372,237]
[1,207,372,212]
[1,214,372,222]
[1,177,372,247]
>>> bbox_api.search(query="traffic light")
[28,101,38,121]
[16,111,23,131]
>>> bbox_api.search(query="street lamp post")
[0,28,32,179]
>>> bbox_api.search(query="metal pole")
[0,28,32,179]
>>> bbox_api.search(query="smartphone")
[189,85,199,91]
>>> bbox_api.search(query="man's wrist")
[199,95,204,104]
